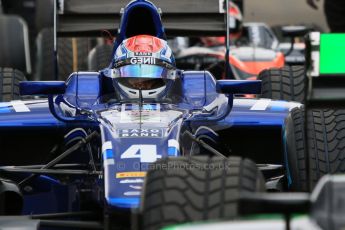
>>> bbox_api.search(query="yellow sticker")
[116,172,146,178]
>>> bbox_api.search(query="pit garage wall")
[244,0,329,32]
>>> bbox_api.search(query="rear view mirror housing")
[216,80,261,95]
[20,81,66,96]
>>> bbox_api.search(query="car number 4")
[121,145,161,163]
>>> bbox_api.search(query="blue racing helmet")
[111,35,178,99]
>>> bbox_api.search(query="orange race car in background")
[173,2,307,81]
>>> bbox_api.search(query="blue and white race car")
[0,1,308,229]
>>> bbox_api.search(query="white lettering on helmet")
[130,57,156,65]
[134,52,152,56]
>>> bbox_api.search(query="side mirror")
[281,26,309,38]
[216,80,261,95]
[20,81,66,96]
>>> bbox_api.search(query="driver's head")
[200,2,243,47]
[111,35,177,99]
[229,2,243,40]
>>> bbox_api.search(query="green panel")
[320,34,345,74]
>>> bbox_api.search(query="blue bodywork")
[0,70,300,213]
[0,0,301,221]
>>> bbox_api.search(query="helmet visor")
[112,65,177,80]
[111,64,177,90]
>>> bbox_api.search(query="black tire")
[141,156,265,230]
[259,65,306,103]
[58,36,91,79]
[35,0,54,32]
[35,28,92,80]
[0,68,26,102]
[35,28,54,80]
[88,44,113,71]
[307,109,345,189]
[0,15,30,74]
[285,107,345,191]
[285,107,308,191]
